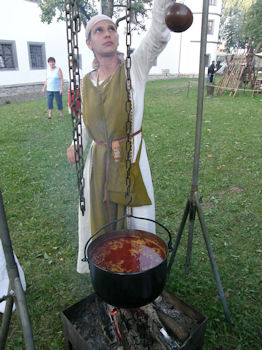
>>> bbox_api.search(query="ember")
[61,290,207,350]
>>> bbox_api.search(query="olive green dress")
[82,64,151,235]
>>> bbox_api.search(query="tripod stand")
[0,190,35,349]
[167,0,231,324]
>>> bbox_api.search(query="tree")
[219,0,257,51]
[39,0,152,29]
[219,5,246,51]
[243,0,262,48]
[221,0,255,16]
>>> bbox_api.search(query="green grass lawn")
[0,79,261,349]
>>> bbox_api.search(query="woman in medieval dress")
[67,0,171,273]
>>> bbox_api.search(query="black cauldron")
[83,215,172,308]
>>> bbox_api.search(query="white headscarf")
[85,14,115,39]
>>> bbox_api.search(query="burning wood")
[61,290,207,350]
[113,296,191,349]
[95,296,121,347]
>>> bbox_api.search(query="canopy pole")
[167,0,232,324]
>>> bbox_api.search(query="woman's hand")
[67,145,76,165]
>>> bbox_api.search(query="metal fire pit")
[61,290,208,350]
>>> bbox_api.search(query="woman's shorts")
[46,91,63,110]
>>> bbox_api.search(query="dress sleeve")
[80,77,89,151]
[81,120,89,151]
[131,0,171,81]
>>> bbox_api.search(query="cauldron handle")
[82,214,173,262]
[129,214,172,250]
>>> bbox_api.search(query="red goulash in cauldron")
[91,236,166,273]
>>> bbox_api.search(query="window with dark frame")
[207,20,214,35]
[0,41,17,69]
[209,0,217,5]
[28,42,46,69]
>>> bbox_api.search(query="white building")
[0,0,89,87]
[0,0,221,92]
[154,0,222,76]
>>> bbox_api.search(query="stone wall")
[148,74,198,81]
[0,82,69,105]
[0,75,198,105]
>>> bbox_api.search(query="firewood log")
[162,289,203,322]
[156,309,189,343]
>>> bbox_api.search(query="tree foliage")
[219,1,246,51]
[221,0,255,16]
[219,0,261,51]
[39,0,152,29]
[243,0,262,49]
[219,4,246,51]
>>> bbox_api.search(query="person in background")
[66,0,171,274]
[216,60,221,72]
[42,57,64,119]
[247,39,255,72]
[208,60,216,83]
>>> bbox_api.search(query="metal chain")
[65,0,85,215]
[125,0,132,206]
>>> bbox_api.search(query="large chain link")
[65,0,85,215]
[125,0,133,206]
